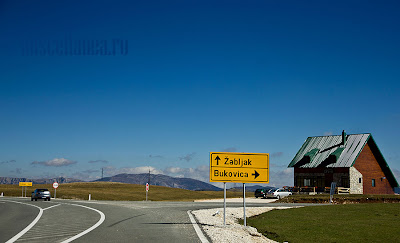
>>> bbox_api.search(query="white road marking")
[4,200,43,243]
[187,210,210,243]
[60,203,106,243]
[42,204,60,211]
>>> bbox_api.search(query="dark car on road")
[31,189,51,201]
[254,189,267,198]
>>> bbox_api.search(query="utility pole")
[102,168,104,179]
[148,169,151,185]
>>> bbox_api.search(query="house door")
[325,173,333,187]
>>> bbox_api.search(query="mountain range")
[95,173,222,191]
[0,174,274,192]
[0,176,82,185]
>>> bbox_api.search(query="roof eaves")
[288,137,311,168]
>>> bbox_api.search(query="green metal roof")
[288,133,370,168]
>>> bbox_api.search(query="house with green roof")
[288,131,398,194]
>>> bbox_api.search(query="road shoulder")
[192,206,295,243]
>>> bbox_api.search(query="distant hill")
[0,177,82,185]
[95,173,222,191]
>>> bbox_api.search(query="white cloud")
[268,168,294,188]
[88,160,108,164]
[67,164,295,189]
[221,147,238,152]
[31,158,77,167]
[179,152,196,162]
[271,152,284,158]
[163,165,209,182]
[1,160,16,164]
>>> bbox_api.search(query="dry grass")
[0,182,252,201]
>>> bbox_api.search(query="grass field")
[280,194,400,204]
[0,182,252,201]
[243,203,400,243]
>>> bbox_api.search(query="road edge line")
[187,210,210,243]
[4,200,43,243]
[60,203,105,243]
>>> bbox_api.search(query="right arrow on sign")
[252,170,260,179]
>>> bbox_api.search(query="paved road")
[0,200,39,242]
[0,197,306,242]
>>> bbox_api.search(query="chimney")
[342,130,347,146]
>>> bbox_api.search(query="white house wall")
[350,166,363,194]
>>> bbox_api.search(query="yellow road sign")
[19,182,32,186]
[210,152,269,183]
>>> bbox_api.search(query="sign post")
[223,182,226,225]
[19,182,32,197]
[146,183,149,201]
[53,182,59,199]
[210,152,269,226]
[243,183,246,226]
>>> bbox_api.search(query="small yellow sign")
[19,182,32,187]
[210,152,269,183]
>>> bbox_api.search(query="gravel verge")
[192,206,294,243]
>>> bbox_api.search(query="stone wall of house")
[350,166,363,194]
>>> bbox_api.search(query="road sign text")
[210,152,269,183]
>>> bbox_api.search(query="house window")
[304,179,311,186]
[372,179,376,187]
[359,178,362,183]
[341,176,350,188]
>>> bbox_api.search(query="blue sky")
[1,0,399,188]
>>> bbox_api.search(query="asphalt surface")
[0,197,311,243]
[0,200,39,242]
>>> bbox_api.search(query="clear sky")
[1,0,399,188]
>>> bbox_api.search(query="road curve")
[1,197,298,242]
[0,200,40,242]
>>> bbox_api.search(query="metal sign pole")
[55,188,57,199]
[224,182,226,226]
[243,183,246,226]
[22,186,23,197]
